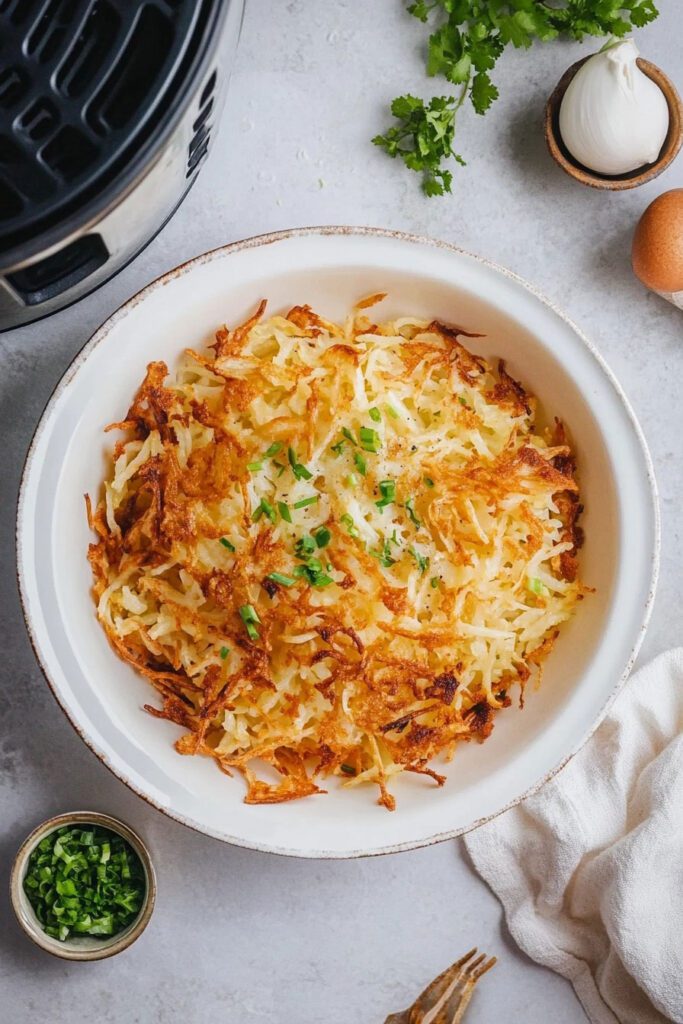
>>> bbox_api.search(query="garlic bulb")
[559,40,669,176]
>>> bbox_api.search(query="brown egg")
[632,189,683,303]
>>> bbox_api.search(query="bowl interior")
[12,813,153,959]
[17,230,657,856]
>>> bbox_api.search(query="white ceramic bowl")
[17,228,659,858]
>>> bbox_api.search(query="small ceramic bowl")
[10,811,156,961]
[545,55,683,190]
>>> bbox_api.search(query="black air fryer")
[0,0,243,329]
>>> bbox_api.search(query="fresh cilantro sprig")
[373,0,659,196]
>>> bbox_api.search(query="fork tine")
[407,948,479,1022]
[449,956,497,1024]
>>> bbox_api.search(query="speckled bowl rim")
[15,225,660,858]
[10,811,156,960]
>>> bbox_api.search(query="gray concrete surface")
[2,2,681,1021]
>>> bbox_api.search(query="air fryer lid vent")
[0,0,221,259]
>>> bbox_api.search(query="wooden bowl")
[545,55,683,190]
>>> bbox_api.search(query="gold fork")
[384,948,497,1024]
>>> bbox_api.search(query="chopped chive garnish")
[370,540,396,568]
[409,546,429,574]
[331,440,346,457]
[220,646,230,659]
[340,763,356,776]
[314,526,331,548]
[359,426,381,453]
[273,460,287,477]
[294,558,333,588]
[342,427,357,445]
[430,576,439,589]
[458,395,469,407]
[22,825,145,942]
[247,460,263,472]
[288,446,313,481]
[266,572,297,588]
[263,442,283,458]
[405,497,422,528]
[389,529,400,546]
[239,604,261,640]
[293,495,319,509]
[385,404,399,419]
[375,479,396,509]
[345,473,358,488]
[340,513,359,538]
[368,406,381,422]
[424,476,435,488]
[528,577,546,595]
[219,537,236,551]
[295,535,317,558]
[278,501,292,523]
[252,498,276,523]
[353,451,367,476]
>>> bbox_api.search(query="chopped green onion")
[294,559,334,588]
[368,406,381,422]
[252,498,276,523]
[342,427,357,445]
[340,763,356,776]
[219,646,230,659]
[405,497,422,528]
[22,825,145,943]
[293,495,319,509]
[314,526,331,548]
[353,451,367,476]
[219,537,236,551]
[359,426,381,453]
[247,460,263,472]
[278,501,292,523]
[263,442,283,458]
[239,604,261,640]
[288,446,313,481]
[430,576,439,589]
[385,404,399,419]
[345,473,358,488]
[389,529,400,546]
[273,461,287,477]
[528,577,546,596]
[458,395,469,407]
[375,479,396,509]
[423,476,435,488]
[266,572,297,588]
[295,535,317,558]
[340,513,359,538]
[409,546,429,574]
[370,540,396,568]
[331,440,346,457]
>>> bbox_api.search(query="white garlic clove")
[559,39,669,176]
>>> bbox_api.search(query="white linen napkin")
[464,649,683,1024]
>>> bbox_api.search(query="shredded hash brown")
[87,298,585,810]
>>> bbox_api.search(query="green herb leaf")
[368,406,381,422]
[263,442,283,458]
[340,513,359,539]
[293,495,319,509]
[314,526,331,548]
[342,427,358,445]
[359,426,381,453]
[410,545,430,574]
[278,501,292,523]
[405,497,422,528]
[239,603,261,640]
[219,537,236,551]
[247,460,263,472]
[354,451,367,476]
[375,479,396,509]
[220,646,230,659]
[295,535,317,558]
[288,446,313,481]
[252,498,276,523]
[266,572,297,588]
